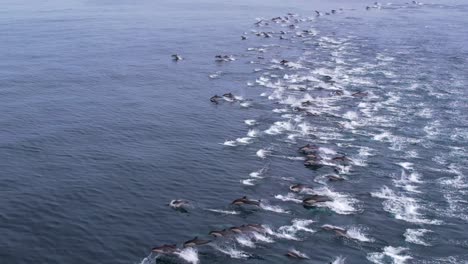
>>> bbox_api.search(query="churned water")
[1,0,467,263]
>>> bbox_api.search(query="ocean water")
[1,0,467,264]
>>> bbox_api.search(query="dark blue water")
[1,1,467,264]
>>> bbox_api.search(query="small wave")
[404,228,432,246]
[367,246,412,264]
[175,247,199,264]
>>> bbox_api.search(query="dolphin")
[326,175,345,182]
[352,91,368,97]
[209,229,231,237]
[183,237,211,248]
[171,54,182,61]
[231,196,261,206]
[290,184,307,193]
[169,199,189,208]
[223,92,235,99]
[151,244,178,254]
[332,155,352,163]
[229,226,244,234]
[304,159,322,167]
[245,224,264,232]
[303,195,332,207]
[210,95,223,104]
[321,225,350,238]
[299,144,319,154]
[306,154,322,161]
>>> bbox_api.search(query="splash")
[206,209,240,215]
[332,256,346,264]
[367,246,412,264]
[275,219,315,240]
[175,247,199,264]
[210,244,251,259]
[256,149,271,159]
[346,226,375,242]
[244,119,257,126]
[403,228,432,246]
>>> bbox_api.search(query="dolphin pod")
[155,2,419,259]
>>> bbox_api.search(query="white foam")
[303,187,359,215]
[264,121,294,135]
[251,232,274,243]
[235,236,256,248]
[371,186,442,225]
[211,244,251,259]
[346,226,375,242]
[241,179,256,186]
[275,219,315,240]
[397,162,414,171]
[247,129,260,137]
[240,101,252,108]
[256,149,270,159]
[236,137,253,145]
[274,193,302,203]
[260,202,290,214]
[367,246,412,264]
[393,170,423,193]
[404,228,432,246]
[138,254,157,264]
[289,249,309,259]
[175,247,199,264]
[343,111,359,120]
[244,119,257,126]
[249,166,267,178]
[209,71,222,79]
[206,209,240,215]
[332,256,346,264]
[223,140,237,146]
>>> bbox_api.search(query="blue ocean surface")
[1,0,467,263]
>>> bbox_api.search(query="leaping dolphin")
[151,244,178,254]
[183,237,211,248]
